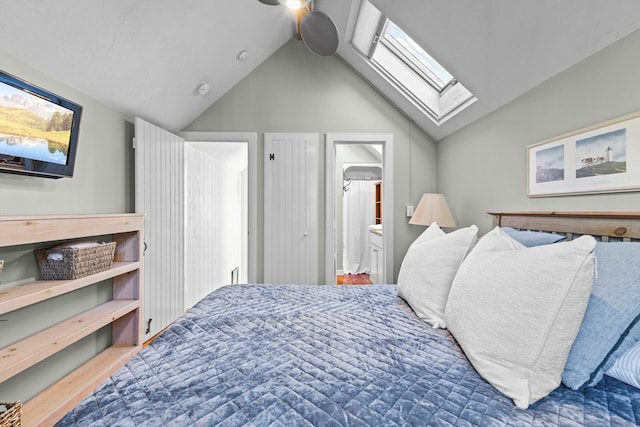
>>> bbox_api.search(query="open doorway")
[325,133,394,285]
[180,132,257,303]
[339,147,382,284]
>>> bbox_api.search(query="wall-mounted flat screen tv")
[0,69,82,178]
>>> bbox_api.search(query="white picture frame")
[527,112,640,197]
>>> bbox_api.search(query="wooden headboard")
[488,211,640,241]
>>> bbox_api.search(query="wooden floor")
[337,273,372,285]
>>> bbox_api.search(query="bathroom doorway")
[325,133,394,285]
[340,150,381,283]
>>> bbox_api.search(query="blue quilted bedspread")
[57,284,640,426]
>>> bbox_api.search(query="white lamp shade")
[409,193,456,227]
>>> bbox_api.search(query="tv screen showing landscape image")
[0,70,82,178]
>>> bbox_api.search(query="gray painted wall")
[0,54,134,217]
[0,53,133,402]
[185,37,438,283]
[438,29,640,234]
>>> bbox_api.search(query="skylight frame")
[351,0,476,126]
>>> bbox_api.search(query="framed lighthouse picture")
[527,111,640,197]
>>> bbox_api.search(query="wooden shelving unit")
[0,214,144,426]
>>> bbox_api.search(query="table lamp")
[409,193,456,227]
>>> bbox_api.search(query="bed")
[57,212,640,426]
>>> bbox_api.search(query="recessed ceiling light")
[197,82,210,96]
[237,50,248,62]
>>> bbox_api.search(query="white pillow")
[445,227,596,409]
[397,223,478,328]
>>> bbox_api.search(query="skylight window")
[382,22,454,92]
[351,1,476,125]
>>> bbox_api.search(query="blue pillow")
[562,242,640,389]
[500,227,566,247]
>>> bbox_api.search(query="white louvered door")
[264,133,319,285]
[134,117,185,339]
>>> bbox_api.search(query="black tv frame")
[0,69,83,178]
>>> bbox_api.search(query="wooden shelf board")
[0,261,141,315]
[0,299,139,383]
[0,214,144,247]
[22,344,141,427]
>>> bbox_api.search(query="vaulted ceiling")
[1,0,639,140]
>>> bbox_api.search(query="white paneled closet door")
[134,117,185,340]
[264,133,319,285]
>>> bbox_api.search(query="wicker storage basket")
[35,241,117,280]
[0,401,21,427]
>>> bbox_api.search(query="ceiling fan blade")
[300,10,340,56]
[257,0,280,5]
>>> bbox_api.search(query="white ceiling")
[189,141,248,172]
[1,0,639,140]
